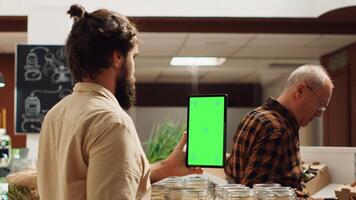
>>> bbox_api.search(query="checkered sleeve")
[226,100,303,189]
[225,114,266,181]
[225,118,248,179]
[225,125,240,179]
[241,129,286,187]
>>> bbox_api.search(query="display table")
[311,183,340,199]
[203,168,343,199]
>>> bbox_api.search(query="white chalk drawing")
[42,51,58,77]
[21,85,71,132]
[24,46,71,83]
[52,65,71,83]
[17,45,74,133]
[30,125,41,132]
[56,48,65,60]
[24,52,42,81]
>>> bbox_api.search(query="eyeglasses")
[305,83,327,112]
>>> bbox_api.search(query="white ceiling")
[135,33,356,85]
[1,32,356,85]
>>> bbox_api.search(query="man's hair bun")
[67,4,86,19]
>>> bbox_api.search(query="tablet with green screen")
[186,94,227,168]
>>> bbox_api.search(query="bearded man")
[37,4,202,200]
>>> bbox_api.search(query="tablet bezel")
[186,94,227,168]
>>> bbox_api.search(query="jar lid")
[266,187,296,197]
[181,188,208,199]
[224,188,254,198]
[253,183,281,189]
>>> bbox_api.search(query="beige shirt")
[38,82,151,200]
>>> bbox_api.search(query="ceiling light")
[0,72,5,88]
[170,57,226,66]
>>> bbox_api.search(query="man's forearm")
[150,159,171,183]
[149,132,203,183]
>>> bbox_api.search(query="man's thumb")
[175,131,187,151]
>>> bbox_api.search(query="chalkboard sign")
[16,45,74,133]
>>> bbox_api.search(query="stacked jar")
[164,177,186,200]
[184,175,214,199]
[151,182,165,200]
[154,175,214,200]
[265,187,296,200]
[214,184,246,200]
[151,175,297,200]
[181,189,210,200]
[253,183,281,200]
[222,187,254,200]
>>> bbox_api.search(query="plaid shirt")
[225,97,303,189]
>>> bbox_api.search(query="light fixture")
[170,57,226,66]
[0,72,5,88]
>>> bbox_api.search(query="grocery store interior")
[0,1,356,199]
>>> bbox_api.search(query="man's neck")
[82,68,116,95]
[277,92,297,121]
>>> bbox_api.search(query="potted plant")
[143,120,186,163]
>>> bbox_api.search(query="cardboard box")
[335,182,356,200]
[303,163,331,195]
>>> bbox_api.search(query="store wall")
[0,54,26,147]
[25,82,261,160]
[322,42,356,146]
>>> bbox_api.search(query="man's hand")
[165,131,203,176]
[150,132,203,183]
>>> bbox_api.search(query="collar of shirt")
[73,82,119,105]
[263,97,300,134]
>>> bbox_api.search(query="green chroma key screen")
[186,94,226,167]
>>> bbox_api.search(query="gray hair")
[285,64,333,90]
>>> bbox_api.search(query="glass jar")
[214,184,247,200]
[265,187,296,200]
[159,176,185,200]
[0,183,8,200]
[253,183,281,200]
[181,188,209,200]
[164,177,186,190]
[0,128,11,168]
[184,175,216,199]
[184,176,211,189]
[223,187,254,200]
[253,184,281,189]
[151,182,165,200]
[167,188,184,200]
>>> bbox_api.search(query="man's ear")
[112,51,124,70]
[295,83,306,98]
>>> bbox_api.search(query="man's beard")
[114,64,136,110]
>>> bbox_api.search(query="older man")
[225,64,333,190]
